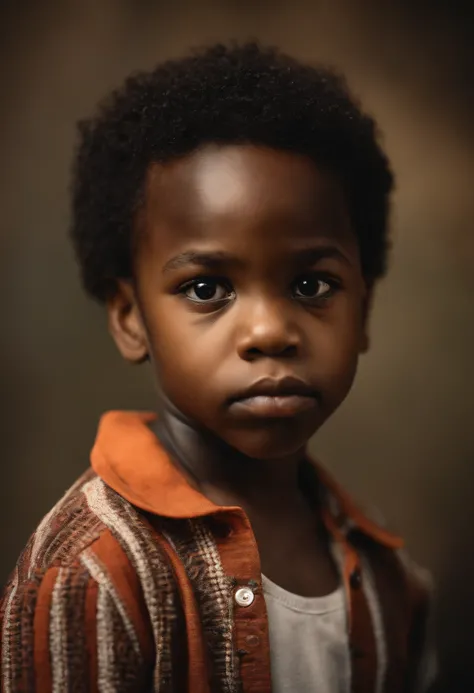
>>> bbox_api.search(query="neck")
[152,409,309,517]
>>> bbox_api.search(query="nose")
[236,297,300,361]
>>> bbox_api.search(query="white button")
[234,587,255,607]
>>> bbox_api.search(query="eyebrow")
[162,250,241,273]
[162,244,353,274]
[292,245,354,267]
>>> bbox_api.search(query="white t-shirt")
[262,574,350,693]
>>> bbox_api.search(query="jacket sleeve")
[1,559,153,692]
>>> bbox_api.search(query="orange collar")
[91,410,403,549]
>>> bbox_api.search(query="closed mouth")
[229,376,320,404]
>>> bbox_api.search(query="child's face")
[111,144,368,460]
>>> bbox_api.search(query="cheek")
[311,307,362,387]
[147,315,219,398]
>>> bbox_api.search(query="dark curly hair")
[70,42,394,302]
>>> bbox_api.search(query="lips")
[228,376,320,418]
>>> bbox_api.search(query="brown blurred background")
[1,0,473,689]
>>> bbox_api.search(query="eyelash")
[178,277,235,304]
[177,273,341,305]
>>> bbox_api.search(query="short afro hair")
[70,42,394,302]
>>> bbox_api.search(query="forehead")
[141,144,355,259]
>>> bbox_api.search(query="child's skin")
[108,143,369,598]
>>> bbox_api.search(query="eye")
[292,274,336,300]
[183,278,233,303]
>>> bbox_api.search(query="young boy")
[1,43,436,692]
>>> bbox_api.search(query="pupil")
[195,281,216,300]
[298,277,318,297]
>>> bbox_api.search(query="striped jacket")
[1,411,435,693]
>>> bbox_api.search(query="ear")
[360,284,374,354]
[107,281,149,364]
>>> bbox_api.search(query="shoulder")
[356,504,434,605]
[347,504,433,612]
[2,464,181,610]
[9,469,115,580]
[2,468,177,607]
[341,506,438,692]
[352,527,437,691]
[1,471,164,691]
[1,469,159,642]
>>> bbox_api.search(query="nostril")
[245,343,297,359]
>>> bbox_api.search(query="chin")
[225,424,315,461]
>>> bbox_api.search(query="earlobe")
[107,281,149,364]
